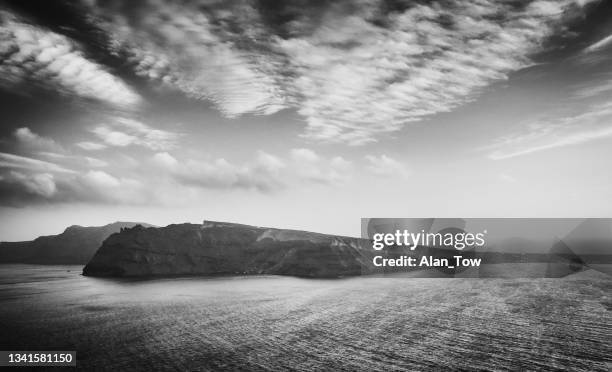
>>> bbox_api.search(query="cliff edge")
[0,222,153,264]
[83,221,372,278]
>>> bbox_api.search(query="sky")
[1,0,612,241]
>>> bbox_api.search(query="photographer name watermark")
[373,255,482,268]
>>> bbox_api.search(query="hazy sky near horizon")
[1,0,612,241]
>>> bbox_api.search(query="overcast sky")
[1,0,612,241]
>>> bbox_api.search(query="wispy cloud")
[78,170,147,203]
[583,33,612,53]
[91,117,180,151]
[0,152,75,174]
[151,147,357,192]
[290,148,352,185]
[0,145,406,206]
[76,142,108,151]
[85,157,108,168]
[283,0,582,144]
[0,11,141,108]
[152,151,285,192]
[0,128,150,205]
[572,79,612,99]
[485,22,612,161]
[486,102,612,159]
[14,127,64,154]
[87,1,286,117]
[81,0,584,144]
[1,1,593,144]
[0,171,57,199]
[365,154,410,178]
[0,154,148,206]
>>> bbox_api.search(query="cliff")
[79,220,610,279]
[83,221,373,278]
[0,222,153,264]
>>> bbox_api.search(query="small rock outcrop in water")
[83,221,373,278]
[0,222,153,264]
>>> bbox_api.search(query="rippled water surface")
[0,264,610,371]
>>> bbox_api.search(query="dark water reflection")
[0,265,610,371]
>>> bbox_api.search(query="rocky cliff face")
[0,222,152,264]
[83,221,373,278]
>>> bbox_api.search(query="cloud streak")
[583,33,612,53]
[0,152,75,174]
[0,153,148,206]
[0,10,141,108]
[87,1,286,117]
[486,102,612,159]
[91,118,180,151]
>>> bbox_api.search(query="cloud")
[3,1,590,144]
[152,152,178,168]
[86,1,286,117]
[152,151,285,192]
[152,148,352,191]
[81,170,121,189]
[80,0,585,144]
[489,31,612,159]
[290,148,352,184]
[573,79,612,99]
[486,102,612,159]
[0,146,356,206]
[574,0,601,7]
[0,170,61,205]
[91,117,179,150]
[85,157,108,168]
[71,170,147,204]
[35,152,107,169]
[499,173,518,183]
[283,0,583,144]
[76,141,108,151]
[2,171,57,198]
[583,33,612,54]
[92,127,137,147]
[14,127,64,153]
[290,148,319,163]
[489,126,612,159]
[0,164,147,206]
[365,154,409,178]
[0,152,75,174]
[0,10,141,108]
[0,147,147,205]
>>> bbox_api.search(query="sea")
[0,264,610,371]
